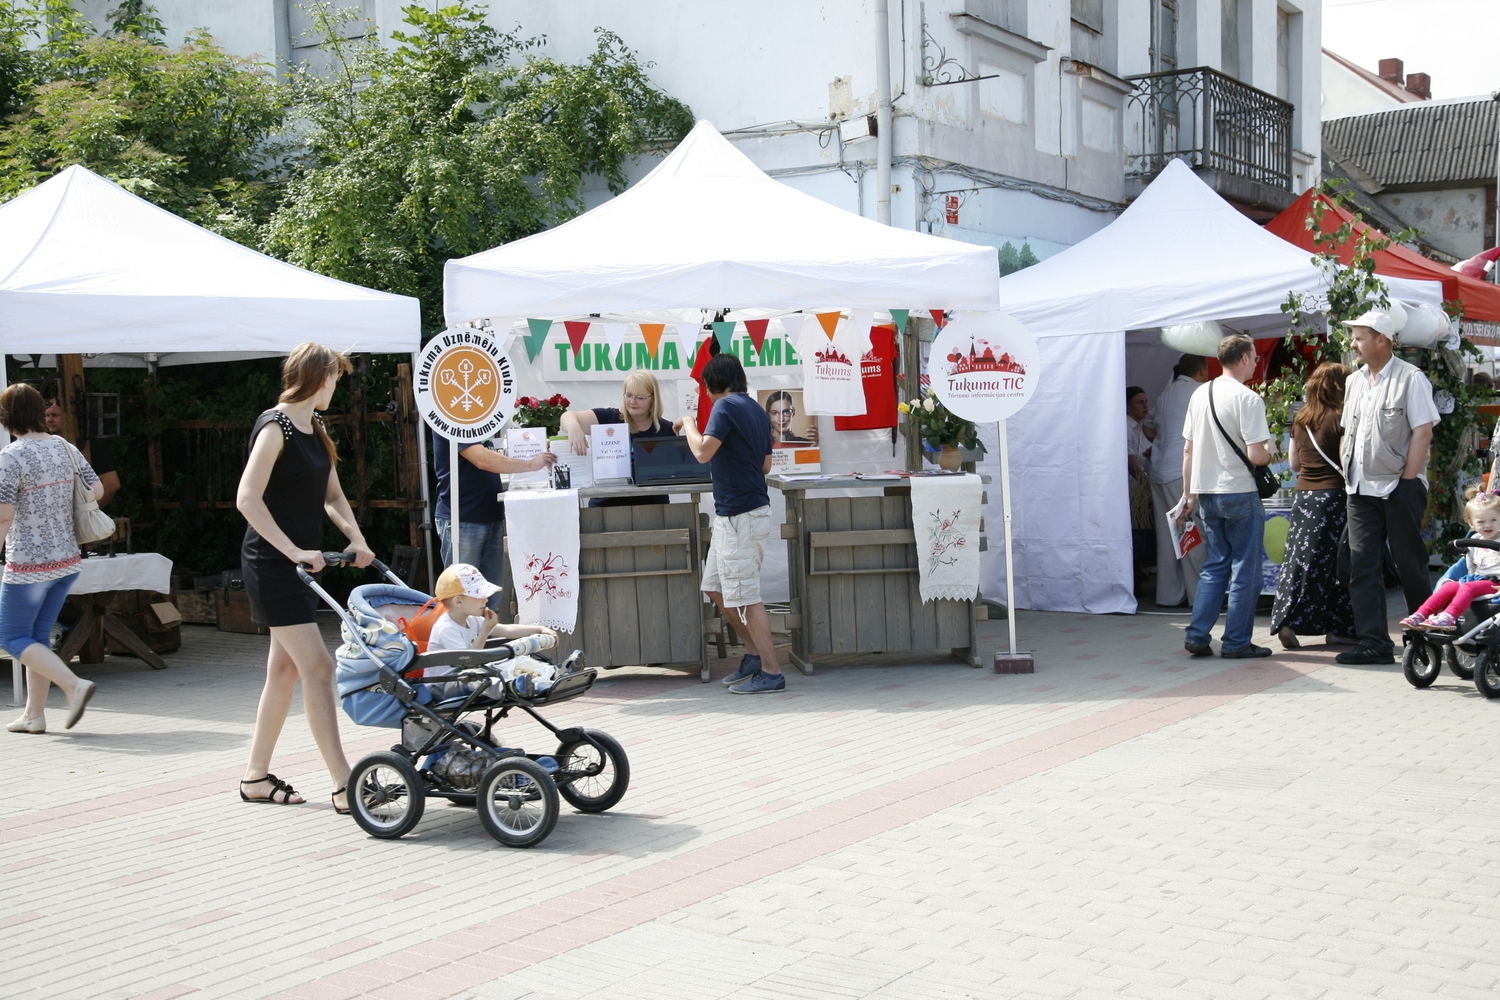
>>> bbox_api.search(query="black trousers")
[1346,479,1430,651]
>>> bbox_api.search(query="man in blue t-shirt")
[432,430,556,610]
[677,354,782,693]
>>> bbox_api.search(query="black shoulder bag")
[1208,381,1280,500]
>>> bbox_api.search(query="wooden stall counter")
[768,474,990,675]
[506,485,712,681]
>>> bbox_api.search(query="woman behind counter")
[560,371,679,507]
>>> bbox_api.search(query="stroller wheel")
[1402,637,1440,689]
[348,751,426,839]
[555,730,630,813]
[1445,643,1476,681]
[477,757,559,848]
[1475,648,1500,700]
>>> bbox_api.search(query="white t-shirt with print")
[1182,376,1271,495]
[800,319,870,416]
[427,610,487,653]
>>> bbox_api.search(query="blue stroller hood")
[335,583,427,698]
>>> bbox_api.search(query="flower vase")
[937,445,962,471]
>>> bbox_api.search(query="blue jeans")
[435,517,505,612]
[1185,492,1265,651]
[0,573,78,660]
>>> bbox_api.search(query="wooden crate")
[217,588,269,635]
[175,589,217,625]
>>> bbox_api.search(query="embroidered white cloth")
[910,473,982,603]
[503,489,581,632]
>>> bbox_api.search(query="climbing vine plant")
[1273,181,1484,550]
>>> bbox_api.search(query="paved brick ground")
[6,600,1500,1000]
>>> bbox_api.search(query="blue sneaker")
[729,670,785,695]
[722,654,762,685]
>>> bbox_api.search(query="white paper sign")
[590,423,632,481]
[929,311,1040,422]
[770,447,821,475]
[507,427,549,487]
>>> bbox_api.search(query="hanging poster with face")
[928,312,1040,422]
[758,389,820,474]
[589,423,632,481]
[414,328,517,442]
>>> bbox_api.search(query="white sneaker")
[7,716,45,734]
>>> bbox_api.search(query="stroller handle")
[1454,538,1500,553]
[295,552,404,587]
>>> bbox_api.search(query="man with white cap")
[1336,308,1440,665]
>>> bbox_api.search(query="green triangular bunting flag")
[712,320,736,352]
[890,309,909,333]
[524,318,552,362]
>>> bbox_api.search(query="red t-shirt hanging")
[690,336,716,430]
[835,325,899,430]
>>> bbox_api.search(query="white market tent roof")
[444,120,999,324]
[0,165,420,363]
[977,159,1441,620]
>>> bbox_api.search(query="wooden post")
[395,362,427,591]
[349,354,369,521]
[902,319,922,471]
[58,354,85,444]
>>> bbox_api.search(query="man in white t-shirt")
[1335,308,1440,665]
[1147,354,1212,606]
[1178,334,1274,658]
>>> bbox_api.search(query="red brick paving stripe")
[169,909,239,930]
[107,867,173,887]
[0,856,54,875]
[268,656,1327,1000]
[302,845,361,862]
[377,881,437,902]
[0,911,43,929]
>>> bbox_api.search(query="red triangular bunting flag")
[639,323,666,358]
[930,309,946,329]
[815,311,842,340]
[564,320,590,356]
[744,319,770,352]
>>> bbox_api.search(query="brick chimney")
[1405,72,1431,100]
[1378,57,1404,84]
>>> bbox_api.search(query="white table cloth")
[70,552,173,596]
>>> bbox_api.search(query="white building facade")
[78,0,1321,256]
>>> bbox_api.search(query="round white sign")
[414,328,517,443]
[928,311,1040,422]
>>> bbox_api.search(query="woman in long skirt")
[1272,363,1357,648]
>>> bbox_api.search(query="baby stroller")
[304,553,630,847]
[1402,537,1500,698]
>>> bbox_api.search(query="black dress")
[241,409,331,627]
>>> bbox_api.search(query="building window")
[1071,0,1104,66]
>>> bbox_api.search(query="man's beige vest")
[1340,356,1421,494]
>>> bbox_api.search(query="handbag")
[1208,381,1281,500]
[65,441,116,545]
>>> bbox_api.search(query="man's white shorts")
[700,505,772,608]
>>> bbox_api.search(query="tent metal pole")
[999,418,1017,657]
[874,0,893,226]
[413,351,435,590]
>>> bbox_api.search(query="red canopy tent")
[1266,189,1500,323]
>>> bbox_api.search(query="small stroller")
[1402,537,1500,698]
[302,553,630,847]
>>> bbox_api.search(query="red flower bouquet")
[514,393,570,436]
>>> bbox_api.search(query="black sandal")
[239,773,300,804]
[332,785,350,816]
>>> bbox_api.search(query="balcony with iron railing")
[1124,67,1295,207]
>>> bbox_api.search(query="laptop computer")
[632,438,713,487]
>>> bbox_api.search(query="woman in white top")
[1,384,103,734]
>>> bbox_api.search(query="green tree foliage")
[264,3,694,331]
[0,1,286,235]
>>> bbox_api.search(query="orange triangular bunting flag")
[564,320,590,356]
[815,311,842,340]
[930,309,946,329]
[639,323,666,358]
[744,319,770,352]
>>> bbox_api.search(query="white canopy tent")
[444,120,998,321]
[445,120,999,603]
[988,158,1442,615]
[0,165,420,361]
